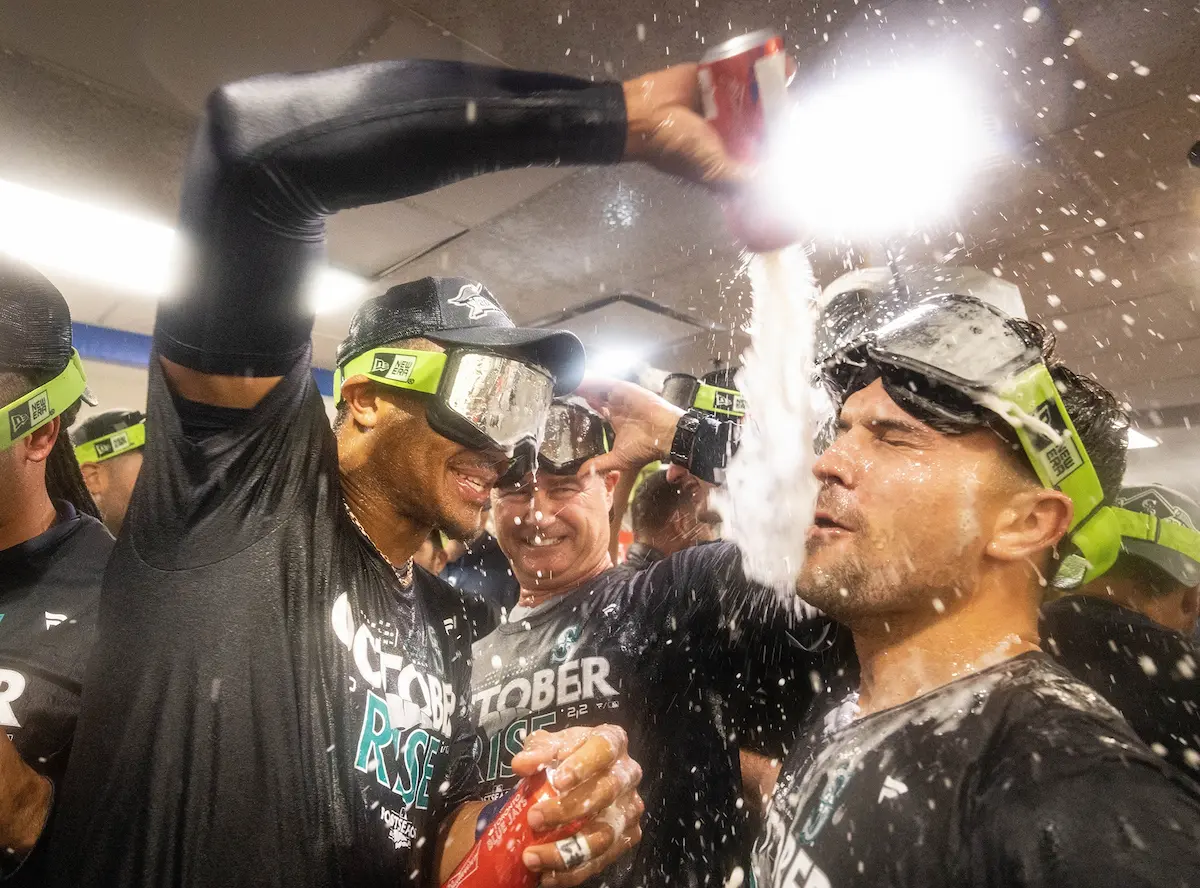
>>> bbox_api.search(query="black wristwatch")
[668,409,734,485]
[668,411,702,467]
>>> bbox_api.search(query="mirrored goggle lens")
[661,374,699,411]
[871,295,1039,388]
[540,403,608,468]
[443,353,554,450]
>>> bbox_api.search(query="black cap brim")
[429,326,585,395]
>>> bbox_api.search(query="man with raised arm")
[47,58,739,888]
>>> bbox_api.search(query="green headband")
[999,363,1121,584]
[1113,507,1200,564]
[75,420,146,465]
[692,383,746,418]
[333,348,448,403]
[1,350,89,452]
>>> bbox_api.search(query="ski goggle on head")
[334,347,554,455]
[819,293,1122,585]
[499,397,613,485]
[1,350,90,452]
[661,373,747,419]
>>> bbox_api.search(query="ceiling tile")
[378,226,579,315]
[407,168,579,229]
[0,0,389,115]
[351,6,503,67]
[326,202,465,277]
[560,299,714,363]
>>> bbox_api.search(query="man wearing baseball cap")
[1043,483,1200,776]
[49,55,740,888]
[72,409,147,536]
[0,257,110,885]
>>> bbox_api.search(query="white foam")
[714,247,821,593]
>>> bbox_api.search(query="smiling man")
[473,398,836,888]
[46,56,742,888]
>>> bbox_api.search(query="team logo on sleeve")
[448,282,502,320]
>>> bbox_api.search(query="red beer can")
[698,29,788,162]
[442,771,586,888]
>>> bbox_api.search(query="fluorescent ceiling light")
[587,346,644,378]
[0,178,366,314]
[1127,428,1159,450]
[758,60,1003,237]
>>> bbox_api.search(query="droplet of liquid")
[1021,6,1042,23]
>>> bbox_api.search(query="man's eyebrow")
[838,414,928,437]
[868,417,927,436]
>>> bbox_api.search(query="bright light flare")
[0,178,178,296]
[587,346,644,378]
[757,62,1003,237]
[1127,428,1159,450]
[0,177,367,315]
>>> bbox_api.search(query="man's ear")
[1181,585,1200,633]
[602,470,621,509]
[986,488,1073,563]
[79,461,105,496]
[22,416,60,464]
[341,378,383,430]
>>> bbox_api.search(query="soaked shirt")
[1042,594,1200,777]
[48,357,480,888]
[754,652,1200,888]
[0,502,108,885]
[471,543,834,888]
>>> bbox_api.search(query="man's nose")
[813,431,859,489]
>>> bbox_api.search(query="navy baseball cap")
[336,277,585,396]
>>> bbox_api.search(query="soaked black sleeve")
[155,61,627,376]
[971,742,1200,886]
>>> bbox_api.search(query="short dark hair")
[630,470,686,538]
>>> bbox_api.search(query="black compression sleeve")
[155,61,628,376]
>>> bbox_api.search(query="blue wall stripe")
[72,323,151,368]
[72,322,336,398]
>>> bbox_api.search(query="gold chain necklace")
[343,500,414,586]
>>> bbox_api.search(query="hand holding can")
[442,724,644,888]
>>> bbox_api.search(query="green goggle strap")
[1113,507,1200,564]
[692,383,747,418]
[333,349,448,403]
[999,364,1121,584]
[0,350,89,452]
[75,421,147,464]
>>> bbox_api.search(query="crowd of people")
[0,53,1197,888]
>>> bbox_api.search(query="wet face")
[492,470,617,592]
[370,389,507,541]
[800,379,1018,622]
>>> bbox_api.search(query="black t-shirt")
[0,501,108,884]
[754,652,1200,888]
[1042,594,1200,778]
[48,357,481,888]
[471,542,836,888]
